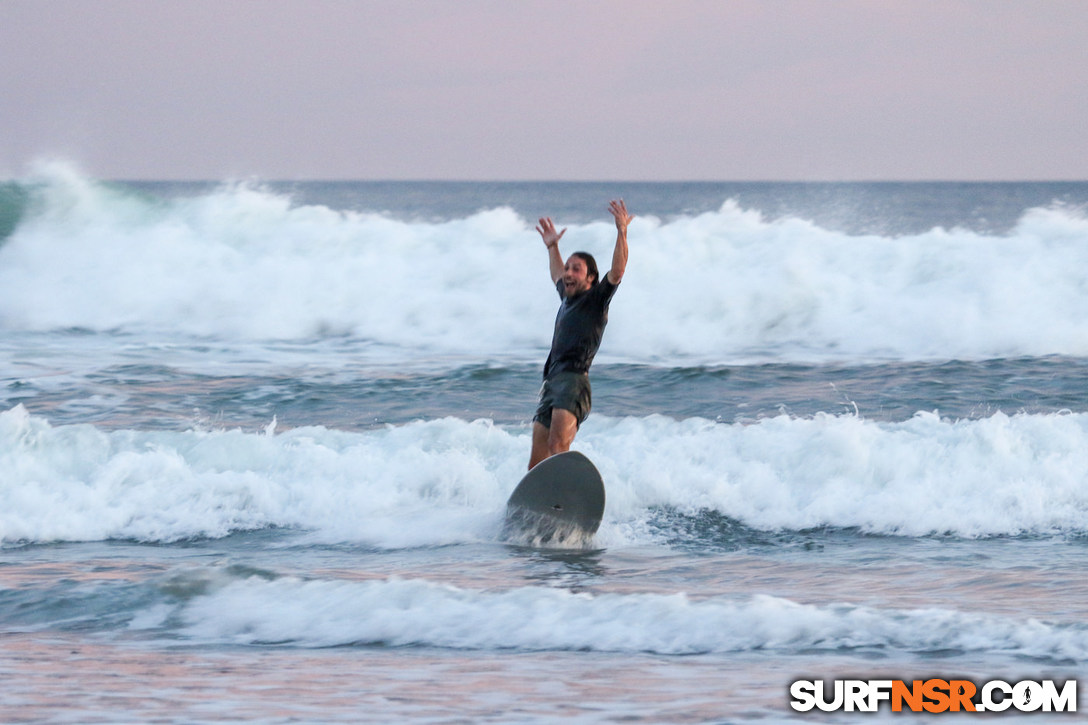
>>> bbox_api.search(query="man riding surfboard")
[528,199,632,470]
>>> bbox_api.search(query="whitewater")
[4,162,1088,363]
[3,163,1088,723]
[6,406,1088,545]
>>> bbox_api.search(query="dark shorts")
[533,372,592,429]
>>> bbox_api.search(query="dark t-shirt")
[542,275,619,378]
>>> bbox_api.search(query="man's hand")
[538,216,566,283]
[536,217,566,249]
[609,199,633,233]
[606,200,631,285]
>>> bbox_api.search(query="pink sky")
[2,0,1086,180]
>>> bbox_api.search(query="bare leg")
[528,409,580,470]
[547,408,578,456]
[529,422,551,470]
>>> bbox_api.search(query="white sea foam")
[170,574,1088,658]
[3,163,1088,363]
[4,404,1088,545]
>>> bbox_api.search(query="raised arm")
[536,217,566,283]
[606,199,632,285]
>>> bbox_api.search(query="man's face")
[563,256,594,296]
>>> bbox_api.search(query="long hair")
[570,251,600,286]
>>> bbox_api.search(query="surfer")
[528,199,632,470]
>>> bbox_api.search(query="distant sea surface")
[3,163,1088,722]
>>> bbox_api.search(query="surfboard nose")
[502,451,605,546]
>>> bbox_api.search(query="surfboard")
[502,451,605,546]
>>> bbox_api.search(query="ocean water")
[3,161,1088,722]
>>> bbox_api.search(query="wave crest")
[3,163,1088,363]
[5,405,1088,545]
